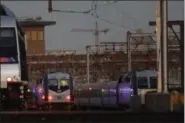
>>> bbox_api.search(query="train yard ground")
[0,111,183,123]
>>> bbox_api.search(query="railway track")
[0,111,183,123]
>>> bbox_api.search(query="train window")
[150,77,157,89]
[137,77,148,89]
[48,79,58,86]
[0,28,16,46]
[60,79,69,86]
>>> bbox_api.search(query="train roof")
[0,4,16,17]
[44,72,71,79]
[0,4,25,35]
[0,16,17,27]
[135,69,156,77]
[120,69,156,78]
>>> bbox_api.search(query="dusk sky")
[2,1,184,53]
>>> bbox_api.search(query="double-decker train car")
[0,4,29,110]
[34,72,74,109]
[74,69,157,110]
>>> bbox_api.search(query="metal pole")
[95,22,99,52]
[162,0,168,93]
[127,31,132,72]
[156,0,162,93]
[86,46,90,84]
[180,24,184,90]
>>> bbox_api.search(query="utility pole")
[93,0,99,52]
[156,0,168,93]
[162,0,168,93]
[156,0,162,93]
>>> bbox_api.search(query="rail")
[0,111,183,123]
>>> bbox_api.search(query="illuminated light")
[38,88,43,93]
[42,95,45,99]
[66,95,71,100]
[89,87,92,91]
[27,89,31,92]
[102,89,104,92]
[7,77,12,82]
[48,95,52,100]
[32,89,36,93]
[31,104,37,108]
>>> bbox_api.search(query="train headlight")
[7,77,12,82]
[27,89,31,92]
[38,88,43,93]
[89,87,92,91]
[48,95,52,100]
[42,95,45,99]
[66,95,71,100]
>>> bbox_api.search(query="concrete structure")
[18,17,56,54]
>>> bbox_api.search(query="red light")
[31,104,37,108]
[66,95,71,100]
[48,95,52,100]
[38,88,43,93]
[7,77,12,82]
[42,95,45,99]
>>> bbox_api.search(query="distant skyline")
[2,1,184,53]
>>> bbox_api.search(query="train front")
[37,72,74,110]
[0,16,24,110]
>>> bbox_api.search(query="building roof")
[18,19,56,27]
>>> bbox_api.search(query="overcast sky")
[2,1,184,53]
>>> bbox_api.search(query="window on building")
[31,31,37,41]
[37,31,44,40]
[25,32,31,40]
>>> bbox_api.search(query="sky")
[1,1,184,53]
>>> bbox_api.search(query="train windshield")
[48,79,58,86]
[59,79,69,91]
[0,28,18,64]
[137,77,148,89]
[0,28,16,46]
[149,77,157,88]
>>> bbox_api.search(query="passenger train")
[0,4,29,110]
[74,69,157,110]
[33,72,74,109]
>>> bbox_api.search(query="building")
[18,17,56,54]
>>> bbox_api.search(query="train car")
[35,72,74,110]
[117,69,157,108]
[74,69,157,110]
[74,81,118,109]
[0,4,29,110]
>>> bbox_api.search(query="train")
[31,72,74,110]
[0,4,31,110]
[74,69,157,110]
